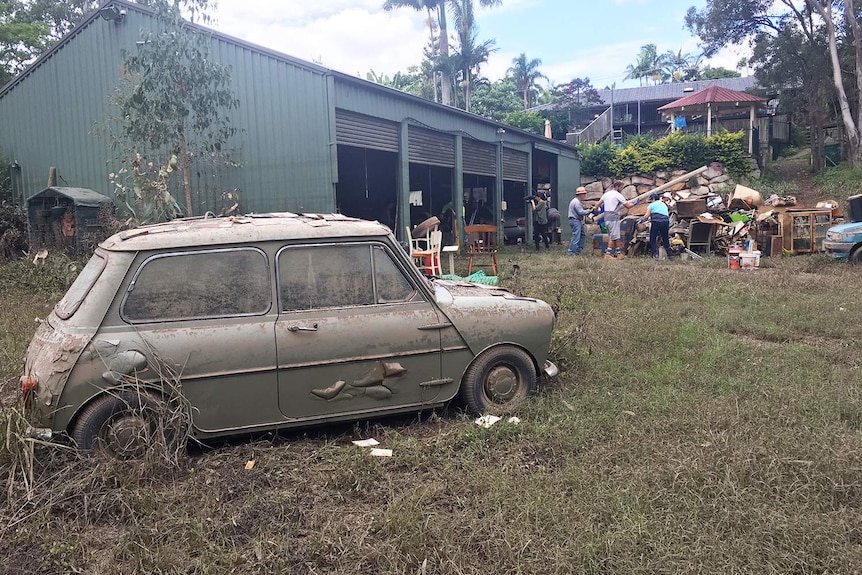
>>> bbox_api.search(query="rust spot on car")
[310,361,407,402]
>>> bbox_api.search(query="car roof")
[99,212,394,252]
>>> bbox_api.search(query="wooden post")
[47,167,56,187]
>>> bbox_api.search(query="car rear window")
[55,252,107,320]
[121,248,271,323]
[278,243,415,311]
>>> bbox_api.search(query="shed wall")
[0,7,334,214]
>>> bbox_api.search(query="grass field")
[1,245,860,574]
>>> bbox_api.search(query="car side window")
[122,248,271,323]
[279,243,415,311]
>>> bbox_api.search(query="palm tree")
[624,44,662,86]
[662,49,701,82]
[449,0,501,111]
[508,53,547,108]
[383,0,453,105]
[453,31,496,111]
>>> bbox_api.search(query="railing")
[566,106,612,146]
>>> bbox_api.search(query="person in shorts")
[593,180,636,259]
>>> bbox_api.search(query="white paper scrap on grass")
[474,415,501,428]
[352,438,380,448]
[369,448,393,457]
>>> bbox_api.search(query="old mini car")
[21,213,557,457]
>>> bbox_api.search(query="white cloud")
[212,0,429,77]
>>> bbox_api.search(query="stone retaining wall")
[579,161,757,204]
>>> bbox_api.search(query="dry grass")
[1,249,861,574]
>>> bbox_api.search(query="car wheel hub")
[103,414,150,458]
[485,365,519,403]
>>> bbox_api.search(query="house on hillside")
[0,0,579,247]
[531,77,789,165]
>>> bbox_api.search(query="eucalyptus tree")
[508,53,548,108]
[685,0,844,167]
[806,0,862,166]
[101,0,239,219]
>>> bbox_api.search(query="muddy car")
[20,213,557,457]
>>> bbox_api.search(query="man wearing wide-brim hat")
[567,186,592,255]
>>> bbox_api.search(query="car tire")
[71,390,180,459]
[850,246,862,265]
[459,346,536,416]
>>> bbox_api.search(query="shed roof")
[27,187,114,208]
[657,84,767,111]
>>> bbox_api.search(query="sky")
[209,0,751,90]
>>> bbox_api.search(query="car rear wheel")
[459,346,536,416]
[71,390,180,459]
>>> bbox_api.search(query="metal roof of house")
[657,84,767,110]
[530,76,760,112]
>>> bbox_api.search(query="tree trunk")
[438,5,451,106]
[179,117,193,217]
[808,0,861,165]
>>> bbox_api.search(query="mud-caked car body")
[21,213,557,456]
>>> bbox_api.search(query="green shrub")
[579,130,750,178]
[577,140,618,178]
[705,130,751,176]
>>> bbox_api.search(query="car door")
[116,247,280,433]
[275,241,445,420]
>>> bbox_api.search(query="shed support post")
[399,120,410,241]
[749,106,755,155]
[454,134,464,249]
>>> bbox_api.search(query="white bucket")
[739,250,761,270]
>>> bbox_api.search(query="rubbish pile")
[581,162,840,258]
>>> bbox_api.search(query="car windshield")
[54,252,107,320]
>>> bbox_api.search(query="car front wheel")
[850,246,862,265]
[71,390,181,459]
[460,346,536,416]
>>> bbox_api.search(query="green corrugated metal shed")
[0,0,579,240]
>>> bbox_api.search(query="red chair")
[464,224,498,275]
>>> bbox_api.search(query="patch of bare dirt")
[766,150,822,207]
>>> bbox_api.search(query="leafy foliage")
[579,131,751,177]
[507,52,547,109]
[0,1,99,85]
[108,154,183,226]
[0,200,27,261]
[501,110,544,134]
[471,76,522,121]
[577,140,618,178]
[98,0,239,219]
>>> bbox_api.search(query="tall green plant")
[579,131,750,178]
[99,0,239,219]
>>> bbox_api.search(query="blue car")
[824,221,862,263]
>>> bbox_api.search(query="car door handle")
[287,323,318,332]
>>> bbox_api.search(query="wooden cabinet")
[779,209,832,254]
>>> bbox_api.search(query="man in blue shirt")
[567,187,591,255]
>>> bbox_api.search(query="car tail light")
[20,375,37,404]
